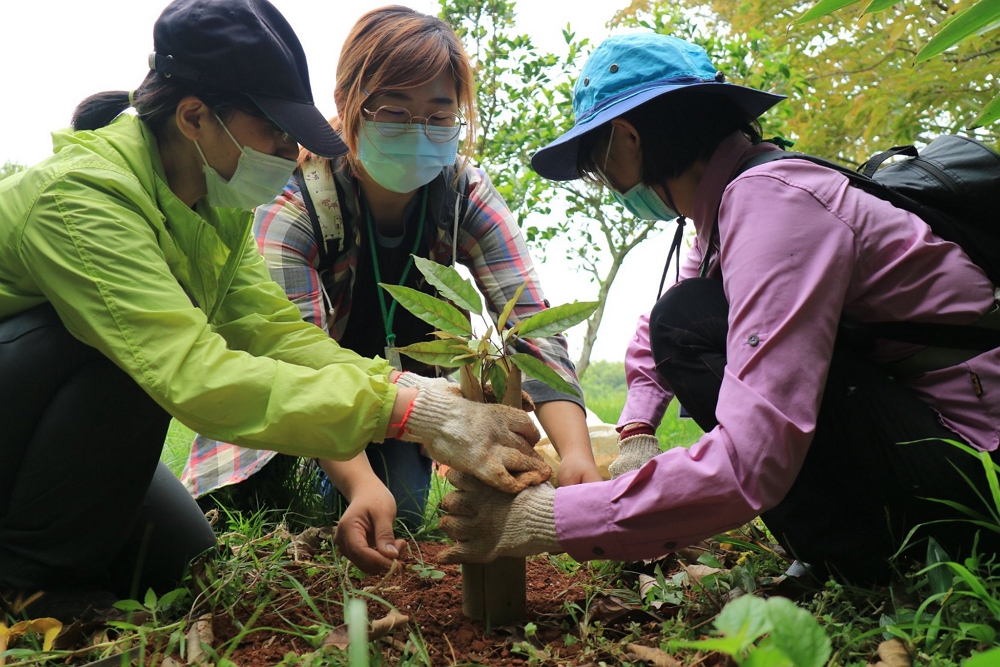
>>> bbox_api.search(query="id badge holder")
[385,345,403,372]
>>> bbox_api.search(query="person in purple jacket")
[436,33,1000,583]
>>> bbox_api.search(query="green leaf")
[714,595,772,652]
[517,300,599,339]
[144,588,157,610]
[970,90,1000,129]
[862,0,900,14]
[510,353,580,397]
[412,256,483,314]
[964,648,1000,667]
[379,284,472,336]
[395,340,474,368]
[743,642,795,667]
[765,597,832,667]
[670,636,746,656]
[497,282,527,333]
[795,0,865,24]
[926,537,953,597]
[113,599,147,612]
[916,0,1000,63]
[698,553,725,568]
[489,362,508,403]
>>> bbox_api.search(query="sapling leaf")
[144,589,157,611]
[490,362,508,402]
[395,340,474,367]
[510,353,580,397]
[497,282,527,333]
[517,300,599,339]
[379,284,472,336]
[669,636,745,656]
[412,256,483,314]
[765,597,832,667]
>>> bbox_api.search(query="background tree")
[614,0,1000,165]
[0,160,25,181]
[441,0,669,377]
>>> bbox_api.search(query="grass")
[6,364,1000,665]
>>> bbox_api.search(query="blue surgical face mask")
[357,121,459,193]
[613,183,679,221]
[194,115,297,210]
[598,124,678,222]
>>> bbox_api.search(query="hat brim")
[531,82,786,181]
[250,93,347,158]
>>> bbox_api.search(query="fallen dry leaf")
[162,657,183,667]
[290,526,334,561]
[868,639,911,667]
[321,610,411,650]
[0,618,62,666]
[626,642,682,667]
[684,564,723,584]
[186,613,214,665]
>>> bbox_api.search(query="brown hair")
[302,6,477,170]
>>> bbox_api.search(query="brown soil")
[218,542,594,666]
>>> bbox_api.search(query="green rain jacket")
[0,114,396,458]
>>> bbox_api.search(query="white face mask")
[194,115,297,210]
[356,121,459,193]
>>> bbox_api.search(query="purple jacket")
[554,132,999,562]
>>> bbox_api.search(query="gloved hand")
[401,379,551,493]
[393,371,431,389]
[608,434,661,479]
[438,469,562,564]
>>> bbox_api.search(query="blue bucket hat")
[531,33,786,181]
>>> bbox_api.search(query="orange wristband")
[389,397,417,438]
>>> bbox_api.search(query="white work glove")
[393,371,431,388]
[401,379,551,493]
[608,434,662,479]
[438,469,562,564]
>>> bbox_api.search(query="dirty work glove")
[401,379,551,493]
[438,469,561,564]
[608,434,662,479]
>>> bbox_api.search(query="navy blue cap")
[531,33,786,181]
[151,0,346,158]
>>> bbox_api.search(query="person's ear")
[174,96,213,142]
[610,117,641,155]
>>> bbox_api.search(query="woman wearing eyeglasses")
[180,6,601,573]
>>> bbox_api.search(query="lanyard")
[365,186,428,365]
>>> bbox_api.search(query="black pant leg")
[649,278,729,431]
[108,462,217,599]
[0,304,210,593]
[649,278,1000,582]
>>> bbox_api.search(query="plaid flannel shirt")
[181,159,583,497]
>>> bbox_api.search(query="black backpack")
[697,135,1000,351]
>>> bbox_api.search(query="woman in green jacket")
[0,0,545,623]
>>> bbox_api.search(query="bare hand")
[333,484,406,575]
[556,453,604,486]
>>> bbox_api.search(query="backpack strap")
[729,150,1000,356]
[296,155,346,271]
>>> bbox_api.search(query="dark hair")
[71,70,263,136]
[577,89,762,185]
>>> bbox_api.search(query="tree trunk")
[461,365,527,626]
[575,252,625,378]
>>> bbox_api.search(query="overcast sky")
[0,0,677,366]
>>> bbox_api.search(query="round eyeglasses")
[362,105,466,143]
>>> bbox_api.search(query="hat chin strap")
[656,183,687,299]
